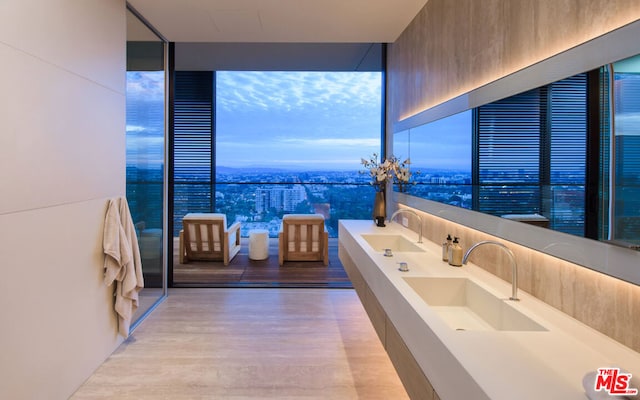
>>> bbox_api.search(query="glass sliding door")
[126,7,168,323]
[171,70,383,286]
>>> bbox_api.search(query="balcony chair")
[179,213,241,266]
[278,214,328,266]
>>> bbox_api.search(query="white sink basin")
[361,234,425,253]
[403,277,547,332]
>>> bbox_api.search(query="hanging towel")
[103,197,144,337]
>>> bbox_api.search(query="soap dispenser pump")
[448,237,463,267]
[442,234,452,261]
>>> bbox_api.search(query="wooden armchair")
[278,214,328,266]
[179,213,241,266]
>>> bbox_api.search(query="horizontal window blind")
[173,71,214,235]
[174,71,213,182]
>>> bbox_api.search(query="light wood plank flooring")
[71,288,409,399]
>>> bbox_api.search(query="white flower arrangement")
[390,156,416,193]
[361,153,417,192]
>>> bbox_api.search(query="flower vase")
[373,190,386,227]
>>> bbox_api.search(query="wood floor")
[71,288,409,400]
[173,238,351,288]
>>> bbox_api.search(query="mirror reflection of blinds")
[173,71,214,235]
[475,73,588,236]
[548,74,587,236]
[549,74,587,184]
[476,88,543,216]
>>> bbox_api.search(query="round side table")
[248,229,269,260]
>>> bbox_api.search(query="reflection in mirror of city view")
[397,54,640,246]
[403,110,473,210]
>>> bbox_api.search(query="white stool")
[248,229,269,260]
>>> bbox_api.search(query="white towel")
[103,197,144,337]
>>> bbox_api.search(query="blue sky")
[406,110,472,171]
[126,71,474,172]
[126,70,382,171]
[215,71,382,170]
[126,71,165,168]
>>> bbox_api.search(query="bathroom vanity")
[338,219,640,400]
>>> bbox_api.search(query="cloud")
[279,137,381,147]
[126,71,165,101]
[216,71,381,115]
[126,70,383,170]
[213,71,383,169]
[126,125,147,133]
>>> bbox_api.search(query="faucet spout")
[462,240,519,301]
[389,209,423,243]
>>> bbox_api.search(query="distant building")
[255,185,306,212]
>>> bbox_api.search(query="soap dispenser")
[448,237,463,267]
[442,234,452,261]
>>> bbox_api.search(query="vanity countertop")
[339,219,640,400]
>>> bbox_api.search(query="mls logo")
[594,368,638,396]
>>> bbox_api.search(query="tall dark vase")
[373,190,386,227]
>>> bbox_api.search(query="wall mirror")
[393,20,640,286]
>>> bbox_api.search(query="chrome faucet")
[462,240,519,301]
[389,209,423,243]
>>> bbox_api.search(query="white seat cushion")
[184,213,226,224]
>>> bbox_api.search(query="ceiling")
[127,0,428,43]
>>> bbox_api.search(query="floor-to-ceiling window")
[215,71,382,237]
[171,69,383,286]
[173,71,383,239]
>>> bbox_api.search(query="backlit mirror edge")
[391,19,640,286]
[395,192,640,286]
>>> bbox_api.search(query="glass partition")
[126,7,167,324]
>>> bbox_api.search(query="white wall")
[0,1,127,398]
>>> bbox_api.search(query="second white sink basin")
[361,234,425,253]
[403,277,547,332]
